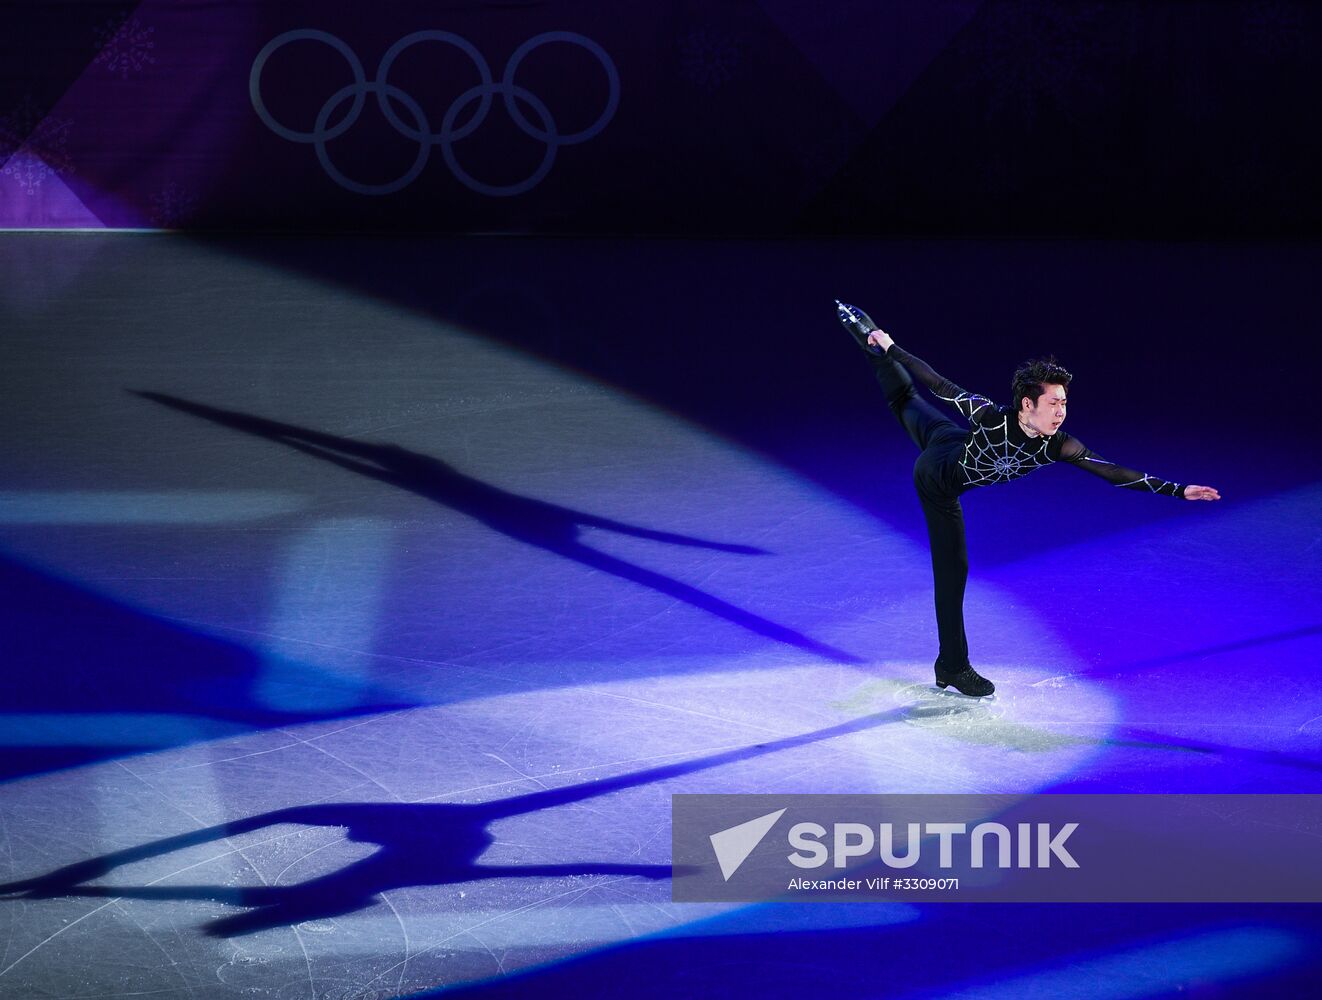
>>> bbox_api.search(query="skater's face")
[1020,383,1067,436]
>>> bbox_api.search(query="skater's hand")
[867,329,894,352]
[1184,485,1220,501]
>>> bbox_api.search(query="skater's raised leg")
[838,300,960,449]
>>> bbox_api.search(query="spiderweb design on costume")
[887,344,1187,498]
[952,414,1055,488]
[934,388,996,424]
[1075,455,1183,496]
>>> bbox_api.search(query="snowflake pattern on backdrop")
[150,181,197,228]
[679,29,740,91]
[0,95,75,195]
[94,13,157,79]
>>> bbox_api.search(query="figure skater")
[837,301,1219,696]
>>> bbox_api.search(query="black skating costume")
[846,307,1186,694]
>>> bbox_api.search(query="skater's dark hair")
[1011,356,1072,412]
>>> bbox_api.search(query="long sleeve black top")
[888,346,1187,498]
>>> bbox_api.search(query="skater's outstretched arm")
[868,328,998,425]
[1057,434,1220,500]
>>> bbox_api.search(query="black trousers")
[871,352,971,667]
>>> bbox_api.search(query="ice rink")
[2,233,1320,997]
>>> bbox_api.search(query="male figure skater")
[837,301,1219,696]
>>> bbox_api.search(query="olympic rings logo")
[249,29,620,197]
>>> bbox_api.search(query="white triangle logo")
[709,808,787,881]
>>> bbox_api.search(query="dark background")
[2,0,1319,234]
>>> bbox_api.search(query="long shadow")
[0,707,905,936]
[132,391,859,663]
[1115,624,1322,672]
[1109,727,1322,775]
[889,693,1322,774]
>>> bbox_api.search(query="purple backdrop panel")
[7,0,921,230]
[3,1,1320,233]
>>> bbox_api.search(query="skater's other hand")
[1184,485,1220,501]
[867,330,893,352]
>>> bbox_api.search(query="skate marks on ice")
[0,667,936,994]
[831,667,1120,759]
[832,668,1308,780]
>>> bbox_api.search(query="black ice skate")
[835,300,885,355]
[934,661,996,697]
